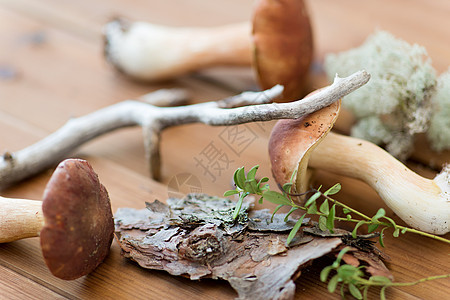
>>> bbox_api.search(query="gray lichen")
[165,193,251,235]
[325,30,439,159]
[428,69,450,151]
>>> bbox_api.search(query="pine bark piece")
[114,194,342,300]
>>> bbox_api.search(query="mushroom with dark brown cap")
[0,158,114,280]
[269,94,450,235]
[103,0,313,101]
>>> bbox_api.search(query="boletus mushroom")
[104,0,313,101]
[0,159,114,280]
[269,95,450,235]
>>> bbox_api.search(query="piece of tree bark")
[114,194,385,300]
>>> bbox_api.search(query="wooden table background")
[0,0,449,299]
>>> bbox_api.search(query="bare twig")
[0,70,370,189]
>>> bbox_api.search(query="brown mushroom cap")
[269,100,341,201]
[40,159,114,280]
[252,0,313,102]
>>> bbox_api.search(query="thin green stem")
[395,225,450,244]
[390,274,450,287]
[321,193,372,221]
[293,204,366,224]
[357,273,450,287]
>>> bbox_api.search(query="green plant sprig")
[321,247,450,300]
[224,165,450,246]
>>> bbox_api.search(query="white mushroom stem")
[104,19,251,81]
[0,196,44,242]
[0,70,370,189]
[309,132,450,235]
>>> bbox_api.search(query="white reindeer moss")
[428,70,450,151]
[325,31,438,159]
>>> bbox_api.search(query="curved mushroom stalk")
[104,0,313,101]
[0,159,114,280]
[269,112,450,235]
[310,132,450,235]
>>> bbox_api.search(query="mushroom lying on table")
[0,159,114,280]
[104,0,313,100]
[269,94,450,235]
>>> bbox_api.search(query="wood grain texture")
[0,265,64,299]
[0,0,449,299]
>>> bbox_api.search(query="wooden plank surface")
[0,0,449,299]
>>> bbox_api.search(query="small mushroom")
[104,0,313,101]
[269,96,450,235]
[0,159,114,280]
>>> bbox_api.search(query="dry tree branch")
[0,70,370,189]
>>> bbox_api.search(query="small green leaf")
[244,179,258,194]
[286,214,306,246]
[261,183,270,191]
[343,208,351,214]
[320,266,333,282]
[326,204,336,232]
[307,202,318,214]
[234,167,246,189]
[369,276,392,285]
[233,168,240,186]
[349,283,363,299]
[247,165,259,181]
[305,191,321,207]
[258,177,269,183]
[337,264,359,280]
[346,214,352,220]
[257,177,269,189]
[271,204,284,223]
[224,190,239,197]
[319,199,330,214]
[367,223,379,233]
[324,183,341,196]
[327,274,339,293]
[352,221,366,238]
[262,190,292,206]
[319,216,328,231]
[401,227,407,234]
[379,234,385,247]
[393,228,400,237]
[379,228,388,247]
[250,180,258,193]
[284,207,298,222]
[258,196,264,204]
[372,208,386,222]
